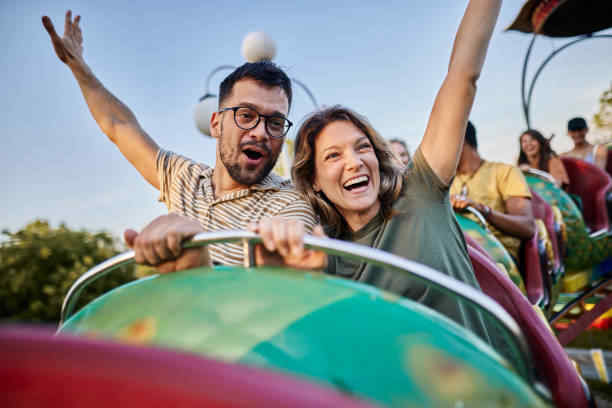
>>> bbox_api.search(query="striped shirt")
[156,149,316,265]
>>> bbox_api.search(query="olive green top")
[327,148,490,341]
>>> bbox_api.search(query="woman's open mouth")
[343,175,370,193]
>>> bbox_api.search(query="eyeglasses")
[219,106,292,139]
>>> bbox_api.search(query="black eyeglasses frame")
[219,106,293,139]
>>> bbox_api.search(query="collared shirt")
[156,149,316,265]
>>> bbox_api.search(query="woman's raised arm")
[419,0,502,185]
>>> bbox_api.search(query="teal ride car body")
[525,173,612,276]
[61,266,551,407]
[455,213,525,293]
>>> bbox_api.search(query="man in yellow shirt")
[450,121,535,262]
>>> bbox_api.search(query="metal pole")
[521,34,612,129]
[291,78,319,109]
[521,34,537,129]
[204,65,237,98]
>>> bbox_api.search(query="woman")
[252,0,503,340]
[254,105,490,336]
[518,129,569,188]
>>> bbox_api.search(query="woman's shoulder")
[547,155,566,174]
[547,154,563,165]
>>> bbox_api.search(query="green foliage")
[0,220,152,323]
[593,82,612,143]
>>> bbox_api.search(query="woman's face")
[313,120,381,223]
[520,133,540,157]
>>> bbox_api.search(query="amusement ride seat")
[605,147,612,179]
[466,244,590,408]
[462,220,546,307]
[530,189,562,275]
[529,190,564,314]
[519,229,547,307]
[561,156,612,234]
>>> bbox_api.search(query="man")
[450,121,535,264]
[42,11,315,268]
[561,117,607,170]
[389,138,411,167]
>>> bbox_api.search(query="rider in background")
[561,117,608,170]
[451,121,535,266]
[517,129,569,189]
[389,138,411,168]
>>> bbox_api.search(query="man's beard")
[219,124,279,186]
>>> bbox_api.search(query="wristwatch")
[482,205,492,218]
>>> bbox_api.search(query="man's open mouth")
[343,175,369,191]
[243,148,265,161]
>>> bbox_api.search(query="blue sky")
[2,0,611,240]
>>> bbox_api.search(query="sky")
[2,0,611,241]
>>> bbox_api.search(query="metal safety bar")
[465,206,490,230]
[523,167,558,185]
[59,230,533,378]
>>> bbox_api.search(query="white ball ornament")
[193,96,218,137]
[242,32,277,62]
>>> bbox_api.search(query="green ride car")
[53,230,570,407]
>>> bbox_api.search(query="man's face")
[390,142,410,166]
[211,78,289,186]
[568,128,588,145]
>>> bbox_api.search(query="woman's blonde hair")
[292,105,404,237]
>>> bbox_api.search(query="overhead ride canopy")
[507,0,612,37]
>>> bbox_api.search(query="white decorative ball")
[193,96,218,137]
[242,32,276,62]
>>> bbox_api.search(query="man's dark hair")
[567,117,587,131]
[464,120,477,149]
[218,62,292,110]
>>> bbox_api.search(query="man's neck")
[574,140,592,150]
[457,149,483,175]
[211,166,249,199]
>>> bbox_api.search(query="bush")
[0,220,151,324]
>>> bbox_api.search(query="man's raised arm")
[419,0,502,185]
[42,11,160,189]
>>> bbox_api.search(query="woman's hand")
[248,217,328,270]
[418,0,502,185]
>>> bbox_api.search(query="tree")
[0,220,152,323]
[592,82,612,143]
